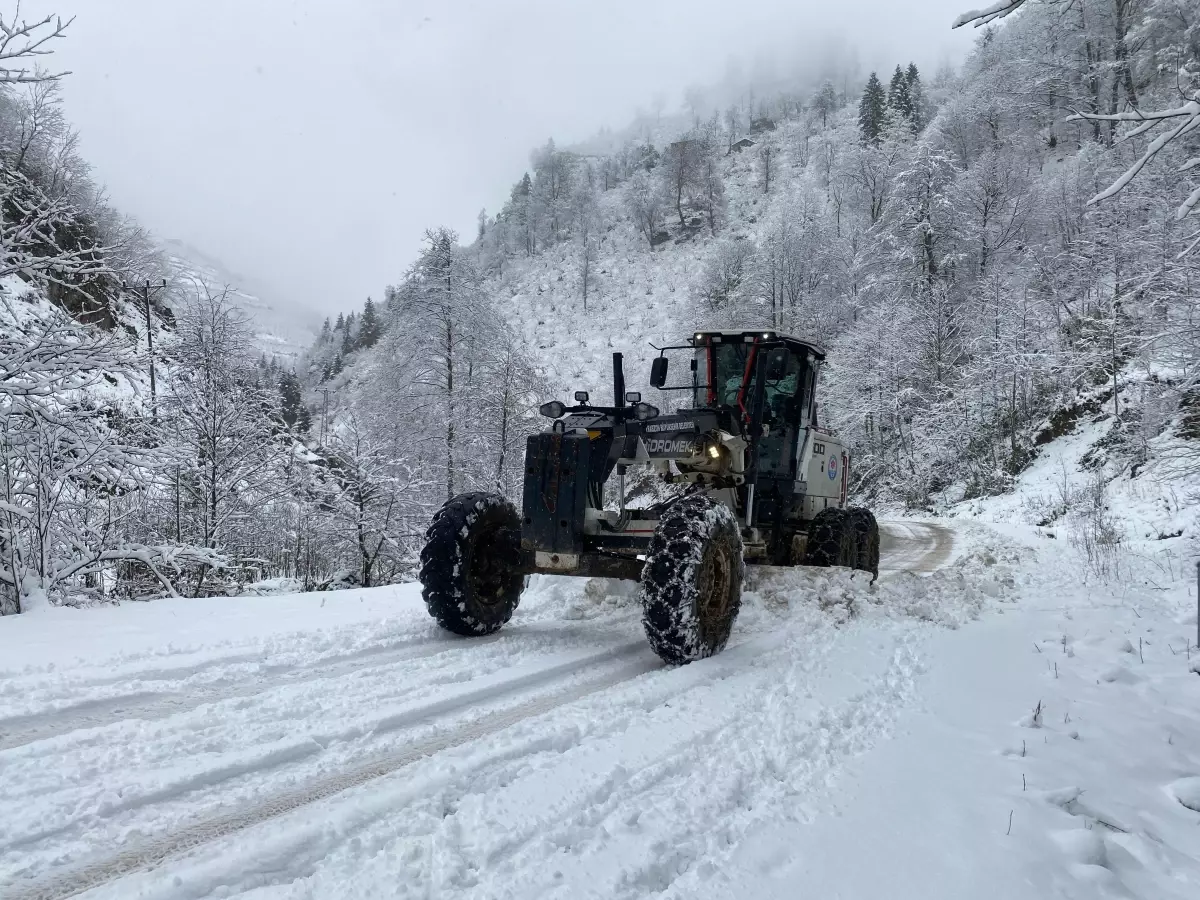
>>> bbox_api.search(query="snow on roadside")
[686,518,1200,900]
[917,403,1200,900]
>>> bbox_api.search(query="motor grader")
[419,330,878,664]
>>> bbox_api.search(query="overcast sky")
[40,0,976,320]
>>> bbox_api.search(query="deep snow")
[0,517,1197,900]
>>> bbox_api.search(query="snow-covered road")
[2,520,1197,900]
[878,521,955,574]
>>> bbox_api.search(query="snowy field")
[1,521,1198,900]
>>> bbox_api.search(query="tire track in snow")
[4,643,660,900]
[614,633,925,899]
[64,627,826,900]
[2,520,947,754]
[431,626,922,900]
[0,636,484,751]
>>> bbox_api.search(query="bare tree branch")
[1067,95,1200,220]
[0,4,74,84]
[953,0,1026,29]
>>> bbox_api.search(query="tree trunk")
[357,493,372,587]
[676,173,686,228]
[1112,0,1138,111]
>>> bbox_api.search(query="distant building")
[667,138,699,154]
[731,138,756,153]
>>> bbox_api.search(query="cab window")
[702,341,752,408]
[762,348,804,423]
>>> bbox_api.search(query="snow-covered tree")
[320,413,415,587]
[0,7,73,85]
[466,327,545,498]
[758,142,775,194]
[625,168,666,249]
[0,294,217,613]
[696,238,754,312]
[813,80,839,129]
[163,287,286,592]
[662,136,701,227]
[279,369,309,432]
[887,65,914,125]
[0,165,107,288]
[390,227,497,500]
[358,296,381,348]
[906,63,927,131]
[858,72,887,144]
[570,162,601,308]
[695,119,727,234]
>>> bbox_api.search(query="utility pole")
[321,388,331,446]
[122,279,169,421]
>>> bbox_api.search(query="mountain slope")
[163,239,321,362]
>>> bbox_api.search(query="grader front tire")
[641,494,745,665]
[419,492,524,636]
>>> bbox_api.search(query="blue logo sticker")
[828,456,838,480]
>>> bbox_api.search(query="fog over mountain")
[41,0,974,314]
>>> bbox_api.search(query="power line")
[122,279,168,421]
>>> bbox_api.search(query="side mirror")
[650,356,669,388]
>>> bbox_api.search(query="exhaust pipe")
[613,352,626,409]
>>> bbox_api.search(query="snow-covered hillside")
[163,239,322,363]
[310,0,1198,531]
[493,142,774,397]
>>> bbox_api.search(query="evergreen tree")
[905,63,926,131]
[332,353,344,376]
[334,312,345,331]
[511,173,534,255]
[634,142,660,171]
[279,370,309,432]
[359,297,381,349]
[320,317,331,343]
[341,322,354,357]
[813,80,838,128]
[887,65,913,123]
[858,72,887,144]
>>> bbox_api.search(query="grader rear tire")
[846,508,880,580]
[419,492,524,636]
[641,494,745,665]
[803,508,855,568]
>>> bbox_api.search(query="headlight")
[676,432,733,477]
[539,400,566,418]
[699,436,731,471]
[633,402,660,421]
